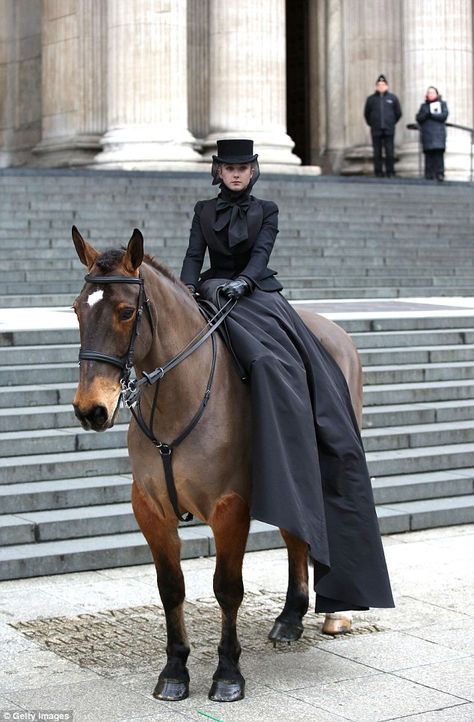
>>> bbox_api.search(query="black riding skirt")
[200,280,394,613]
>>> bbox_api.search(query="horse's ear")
[124,228,144,272]
[72,226,99,269]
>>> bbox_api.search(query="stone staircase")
[0,309,473,579]
[0,170,473,579]
[1,169,474,306]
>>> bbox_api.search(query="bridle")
[78,270,236,522]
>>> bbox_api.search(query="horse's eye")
[119,308,135,322]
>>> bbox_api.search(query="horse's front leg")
[269,528,309,643]
[209,492,250,702]
[131,481,190,701]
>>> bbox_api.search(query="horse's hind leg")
[268,529,309,643]
[131,482,190,701]
[209,492,250,702]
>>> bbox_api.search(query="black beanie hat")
[376,74,387,84]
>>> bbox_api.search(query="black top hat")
[212,139,258,164]
[376,74,388,84]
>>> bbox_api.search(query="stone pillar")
[187,0,210,144]
[203,0,300,168]
[398,0,473,179]
[321,0,346,173]
[96,0,201,169]
[340,0,403,175]
[33,0,106,166]
[0,0,42,167]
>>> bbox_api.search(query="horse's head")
[72,225,149,431]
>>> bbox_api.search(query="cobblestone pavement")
[0,524,473,722]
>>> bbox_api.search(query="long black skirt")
[200,281,394,613]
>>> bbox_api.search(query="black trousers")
[424,149,445,179]
[371,131,395,176]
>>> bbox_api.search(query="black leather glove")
[221,277,250,300]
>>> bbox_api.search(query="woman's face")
[218,163,253,191]
[426,87,438,102]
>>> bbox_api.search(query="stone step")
[286,286,474,300]
[0,294,76,308]
[6,340,474,369]
[0,344,78,365]
[0,328,78,347]
[0,404,82,432]
[362,419,474,452]
[0,448,130,485]
[366,442,474,476]
[0,495,472,580]
[363,379,474,406]
[4,357,471,389]
[0,503,138,545]
[0,382,75,409]
[0,475,132,514]
[363,399,474,428]
[359,344,474,366]
[0,363,78,386]
[362,361,474,385]
[371,468,474,505]
[376,494,474,534]
[0,424,128,458]
[0,520,283,581]
[351,328,474,349]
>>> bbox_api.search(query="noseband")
[78,270,235,523]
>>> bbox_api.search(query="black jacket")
[180,195,283,292]
[416,100,449,151]
[364,91,402,135]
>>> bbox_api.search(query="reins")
[78,270,236,522]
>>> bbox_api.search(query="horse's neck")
[137,264,213,423]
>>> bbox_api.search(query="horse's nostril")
[91,405,108,427]
[73,403,108,430]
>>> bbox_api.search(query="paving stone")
[395,655,474,703]
[388,703,474,721]
[4,678,166,722]
[0,648,97,693]
[317,630,465,673]
[290,673,468,722]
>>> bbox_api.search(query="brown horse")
[71,227,363,703]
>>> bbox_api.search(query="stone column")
[203,0,300,168]
[321,0,346,173]
[340,0,403,175]
[33,0,106,166]
[96,0,201,169]
[398,0,473,179]
[187,0,210,144]
[0,0,42,167]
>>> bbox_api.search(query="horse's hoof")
[208,678,245,702]
[268,619,304,643]
[322,613,353,635]
[153,677,189,701]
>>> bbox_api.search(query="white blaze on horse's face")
[87,289,104,307]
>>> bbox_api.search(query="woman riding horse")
[180,139,394,615]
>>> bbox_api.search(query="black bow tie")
[213,195,250,247]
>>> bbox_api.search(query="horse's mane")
[96,248,184,289]
[144,253,183,288]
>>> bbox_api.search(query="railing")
[406,122,474,181]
